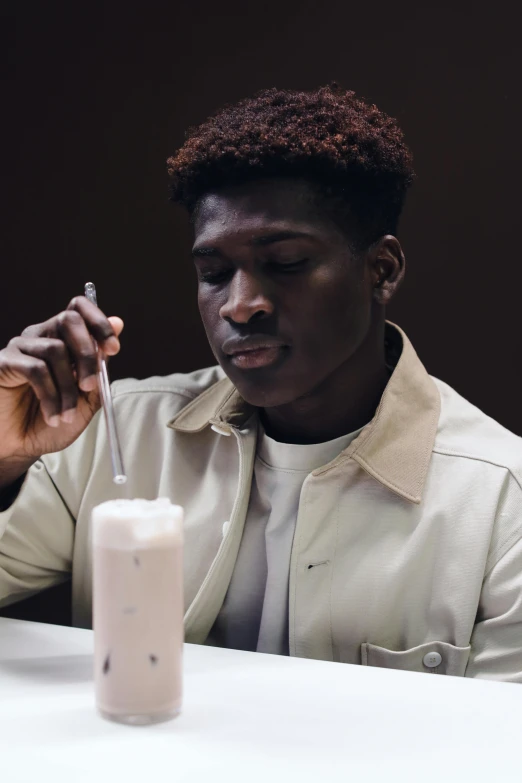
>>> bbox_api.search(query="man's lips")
[229,346,288,369]
[222,336,289,370]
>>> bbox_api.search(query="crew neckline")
[257,421,366,472]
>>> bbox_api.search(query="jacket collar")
[168,322,440,504]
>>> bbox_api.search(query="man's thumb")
[108,316,124,337]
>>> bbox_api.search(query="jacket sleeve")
[466,475,522,682]
[0,411,102,609]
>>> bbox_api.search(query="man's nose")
[219,270,274,323]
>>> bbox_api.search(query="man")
[1,85,521,680]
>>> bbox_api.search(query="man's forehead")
[193,178,335,244]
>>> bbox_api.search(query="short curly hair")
[167,84,415,250]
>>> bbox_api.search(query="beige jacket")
[1,323,522,681]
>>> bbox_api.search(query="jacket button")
[423,651,442,668]
[211,423,232,436]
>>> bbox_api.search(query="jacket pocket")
[361,640,471,676]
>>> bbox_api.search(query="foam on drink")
[92,497,182,547]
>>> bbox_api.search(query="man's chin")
[215,348,291,404]
[237,385,301,409]
[220,364,301,409]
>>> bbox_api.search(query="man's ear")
[369,235,406,305]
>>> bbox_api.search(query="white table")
[0,618,520,783]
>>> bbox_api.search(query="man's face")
[192,177,376,408]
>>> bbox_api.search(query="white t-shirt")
[208,421,364,654]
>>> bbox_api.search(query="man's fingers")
[1,341,63,426]
[11,302,124,403]
[66,297,122,355]
[54,310,100,391]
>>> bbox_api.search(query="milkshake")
[92,497,184,725]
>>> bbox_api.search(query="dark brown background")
[1,2,520,624]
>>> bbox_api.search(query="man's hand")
[0,296,123,486]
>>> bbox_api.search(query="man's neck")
[259,322,390,445]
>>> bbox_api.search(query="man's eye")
[197,269,232,284]
[270,258,309,273]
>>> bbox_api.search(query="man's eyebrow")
[192,230,315,257]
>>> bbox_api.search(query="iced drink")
[92,497,183,725]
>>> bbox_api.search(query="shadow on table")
[0,654,93,684]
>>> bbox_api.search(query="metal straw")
[84,282,127,485]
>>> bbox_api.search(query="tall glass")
[92,497,184,725]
